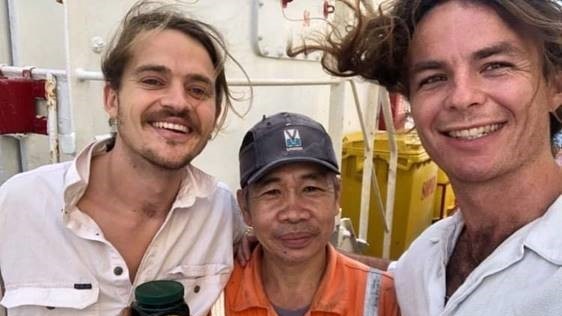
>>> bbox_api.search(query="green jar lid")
[135,280,185,306]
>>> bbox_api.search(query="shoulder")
[2,162,70,188]
[215,181,236,198]
[366,270,401,316]
[392,214,461,302]
[0,162,71,237]
[335,250,371,272]
[185,165,235,198]
[400,213,460,261]
[0,162,71,201]
[330,250,400,315]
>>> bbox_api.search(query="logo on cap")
[284,129,303,151]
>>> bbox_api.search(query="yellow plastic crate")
[341,131,438,259]
[432,169,456,221]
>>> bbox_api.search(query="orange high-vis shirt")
[224,245,400,316]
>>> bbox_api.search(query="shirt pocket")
[1,284,99,315]
[167,264,232,315]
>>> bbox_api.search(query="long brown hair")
[288,0,562,97]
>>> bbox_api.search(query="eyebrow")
[410,41,525,75]
[133,64,215,86]
[472,41,524,60]
[410,60,444,75]
[133,64,170,76]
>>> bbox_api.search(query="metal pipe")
[5,67,344,87]
[0,65,66,78]
[1,0,12,64]
[357,85,385,244]
[74,68,342,86]
[45,73,59,163]
[0,65,74,155]
[54,75,74,155]
[61,0,76,155]
[349,81,371,153]
[4,0,26,175]
[328,82,345,165]
[231,78,342,86]
[380,90,398,259]
[6,0,17,66]
[2,66,348,157]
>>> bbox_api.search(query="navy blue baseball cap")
[239,112,340,188]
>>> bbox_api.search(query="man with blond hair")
[0,2,244,315]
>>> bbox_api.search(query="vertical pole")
[358,85,379,243]
[45,73,60,163]
[328,81,345,164]
[380,89,398,259]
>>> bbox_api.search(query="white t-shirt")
[0,139,245,316]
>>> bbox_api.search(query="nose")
[278,192,310,223]
[446,72,485,110]
[161,81,193,111]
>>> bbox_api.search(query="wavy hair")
[288,0,562,97]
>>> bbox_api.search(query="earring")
[244,226,255,237]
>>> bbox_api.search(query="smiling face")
[104,29,217,170]
[407,0,562,184]
[237,163,340,265]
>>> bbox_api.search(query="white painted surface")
[0,0,384,190]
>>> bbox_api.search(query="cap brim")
[246,157,340,186]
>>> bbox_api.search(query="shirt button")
[113,266,124,276]
[194,285,200,293]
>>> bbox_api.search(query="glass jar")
[131,280,190,316]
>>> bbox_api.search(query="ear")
[236,189,253,227]
[550,71,562,111]
[333,177,342,217]
[103,83,119,119]
[549,72,562,122]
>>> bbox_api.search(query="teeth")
[152,121,189,133]
[448,123,502,140]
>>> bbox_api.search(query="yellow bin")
[340,131,438,259]
[432,169,456,221]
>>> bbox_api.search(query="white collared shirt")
[394,195,562,316]
[0,139,244,316]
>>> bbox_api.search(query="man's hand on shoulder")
[234,227,258,267]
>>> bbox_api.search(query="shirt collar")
[524,194,562,264]
[307,244,349,315]
[428,196,562,265]
[425,210,464,261]
[231,245,347,315]
[230,246,271,312]
[62,138,111,214]
[172,164,218,209]
[61,138,218,216]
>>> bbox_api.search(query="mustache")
[143,108,201,133]
[272,223,321,238]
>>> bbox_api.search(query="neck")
[261,247,328,310]
[452,155,562,242]
[88,142,186,218]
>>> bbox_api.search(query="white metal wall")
[0,0,378,191]
[0,0,66,182]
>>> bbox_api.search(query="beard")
[139,142,199,170]
[114,107,210,171]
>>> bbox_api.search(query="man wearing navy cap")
[223,112,400,316]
